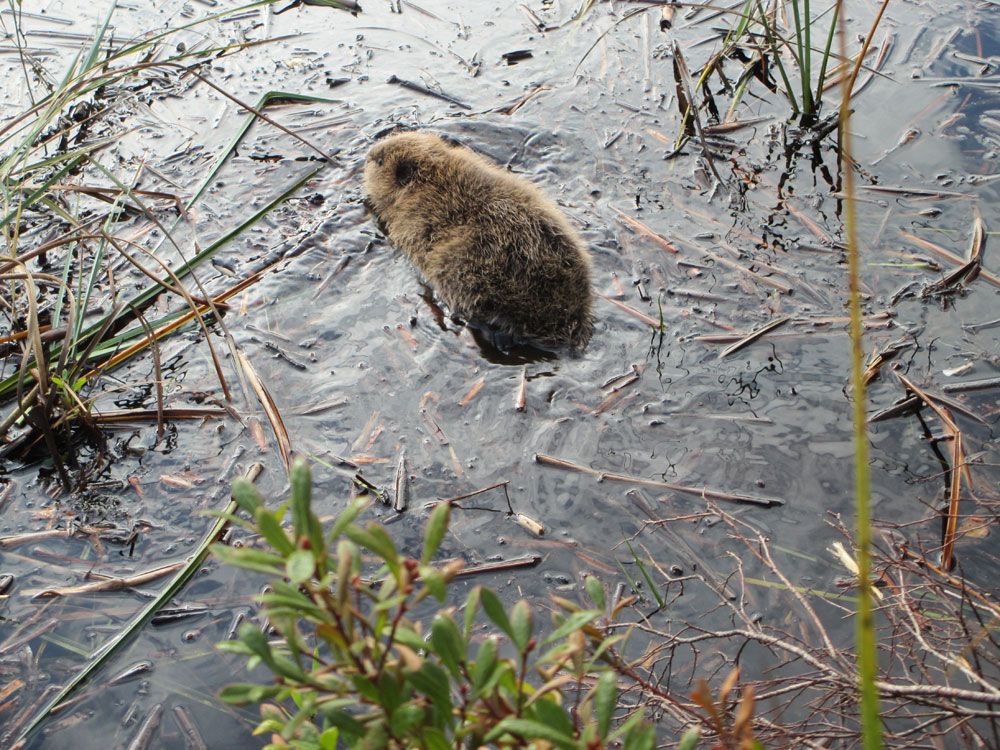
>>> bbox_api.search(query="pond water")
[1,0,998,747]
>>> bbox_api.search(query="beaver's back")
[363,133,594,350]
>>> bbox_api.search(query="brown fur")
[363,132,594,350]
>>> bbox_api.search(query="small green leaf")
[393,626,427,652]
[510,599,533,652]
[319,727,340,750]
[318,708,364,738]
[544,609,601,645]
[239,622,273,663]
[623,722,655,750]
[231,478,263,515]
[529,697,574,738]
[594,671,617,738]
[676,725,701,750]
[463,587,481,641]
[328,497,366,542]
[218,683,282,704]
[211,544,285,575]
[470,636,498,690]
[407,662,453,723]
[420,728,451,750]
[479,588,514,640]
[346,524,401,582]
[290,458,313,541]
[421,502,450,564]
[257,510,295,556]
[430,614,465,678]
[351,674,381,703]
[419,566,446,602]
[286,549,315,583]
[389,702,425,736]
[585,575,606,610]
[270,653,306,682]
[484,718,577,749]
[215,640,253,656]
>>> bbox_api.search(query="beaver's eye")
[395,158,416,187]
[376,156,384,167]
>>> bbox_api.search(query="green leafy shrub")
[213,458,655,749]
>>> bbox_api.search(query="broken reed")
[0,1,323,486]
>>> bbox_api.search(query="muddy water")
[1,0,998,747]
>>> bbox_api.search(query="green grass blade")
[624,541,665,609]
[755,0,799,114]
[80,0,117,73]
[802,0,813,114]
[815,1,840,108]
[789,0,811,114]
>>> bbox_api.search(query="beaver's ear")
[395,158,417,187]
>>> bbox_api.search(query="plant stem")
[815,1,841,107]
[837,1,883,747]
[802,0,814,114]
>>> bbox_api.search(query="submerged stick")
[452,555,541,578]
[29,562,185,598]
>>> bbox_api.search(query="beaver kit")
[363,132,594,351]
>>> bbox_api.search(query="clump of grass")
[0,2,324,486]
[678,0,878,136]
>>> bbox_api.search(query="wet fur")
[363,132,594,350]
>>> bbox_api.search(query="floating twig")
[863,337,915,385]
[393,449,410,513]
[513,513,545,537]
[534,453,783,508]
[435,480,510,507]
[386,74,471,109]
[611,207,679,253]
[452,555,541,578]
[598,293,660,328]
[459,376,485,406]
[941,377,1000,394]
[901,228,1000,289]
[515,367,527,412]
[717,316,791,358]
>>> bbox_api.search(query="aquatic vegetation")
[0,2,323,487]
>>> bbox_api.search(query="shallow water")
[1,0,998,747]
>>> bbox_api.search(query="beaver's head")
[363,132,456,221]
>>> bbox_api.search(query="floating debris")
[393,450,410,513]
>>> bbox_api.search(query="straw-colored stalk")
[838,0,890,747]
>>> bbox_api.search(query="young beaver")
[363,132,594,351]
